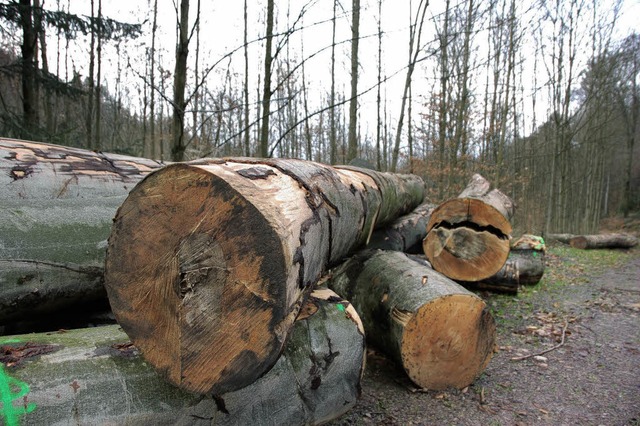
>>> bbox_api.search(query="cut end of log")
[423,226,510,281]
[105,163,291,395]
[400,294,496,390]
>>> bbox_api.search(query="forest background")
[0,0,638,236]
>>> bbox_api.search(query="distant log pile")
[569,233,638,250]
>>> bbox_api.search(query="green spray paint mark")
[0,339,22,345]
[336,304,346,312]
[0,365,36,426]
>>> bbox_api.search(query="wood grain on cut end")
[401,294,496,390]
[426,198,512,236]
[423,227,510,281]
[104,163,288,395]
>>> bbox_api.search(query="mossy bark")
[0,138,163,324]
[326,250,496,390]
[0,289,364,426]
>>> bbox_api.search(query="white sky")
[38,0,640,147]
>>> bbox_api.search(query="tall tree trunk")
[347,0,360,162]
[172,0,190,162]
[243,0,250,156]
[94,0,103,151]
[150,0,158,159]
[376,0,383,170]
[330,0,338,164]
[259,0,275,158]
[19,0,39,139]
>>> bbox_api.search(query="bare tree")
[171,0,190,161]
[259,0,275,158]
[347,0,360,162]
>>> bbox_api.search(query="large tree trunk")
[0,289,365,426]
[569,233,639,250]
[423,173,515,282]
[326,250,496,390]
[545,233,575,244]
[367,202,435,253]
[0,139,163,324]
[104,158,425,395]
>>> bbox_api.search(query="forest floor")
[327,240,640,426]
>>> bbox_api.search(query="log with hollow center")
[326,250,496,390]
[423,174,515,282]
[104,157,425,395]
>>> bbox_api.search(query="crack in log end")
[212,395,229,415]
[10,166,33,180]
[0,342,60,367]
[476,306,498,363]
[391,307,414,328]
[434,220,509,241]
[235,167,277,180]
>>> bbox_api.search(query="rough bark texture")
[104,157,425,395]
[569,233,639,250]
[423,173,515,282]
[326,250,496,390]
[0,138,163,324]
[0,289,364,426]
[545,233,575,244]
[367,202,436,253]
[461,235,545,294]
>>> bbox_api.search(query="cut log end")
[423,227,510,282]
[401,294,496,390]
[105,163,290,395]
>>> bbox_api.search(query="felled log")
[0,289,365,426]
[105,158,424,395]
[326,249,496,390]
[569,233,639,250]
[366,202,436,253]
[423,174,515,282]
[0,138,163,324]
[462,235,546,294]
[545,233,575,245]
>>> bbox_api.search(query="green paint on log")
[0,364,36,426]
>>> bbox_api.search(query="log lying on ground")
[423,174,515,282]
[366,202,436,253]
[569,233,639,250]
[0,289,365,426]
[466,234,546,294]
[105,158,424,395]
[0,138,163,324]
[326,249,496,390]
[545,233,575,244]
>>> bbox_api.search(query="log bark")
[462,235,546,294]
[104,158,425,395]
[326,249,496,390]
[569,233,639,250]
[0,289,365,426]
[545,233,575,244]
[0,138,163,324]
[423,173,515,282]
[366,202,436,253]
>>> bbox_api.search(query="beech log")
[326,250,496,390]
[366,202,436,253]
[104,158,424,395]
[569,233,638,250]
[545,233,575,245]
[423,174,515,282]
[0,138,163,324]
[0,289,364,426]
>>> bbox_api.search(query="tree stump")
[0,289,365,425]
[0,138,163,323]
[105,158,424,395]
[423,174,515,282]
[326,249,496,390]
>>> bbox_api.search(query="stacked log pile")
[1,139,559,424]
